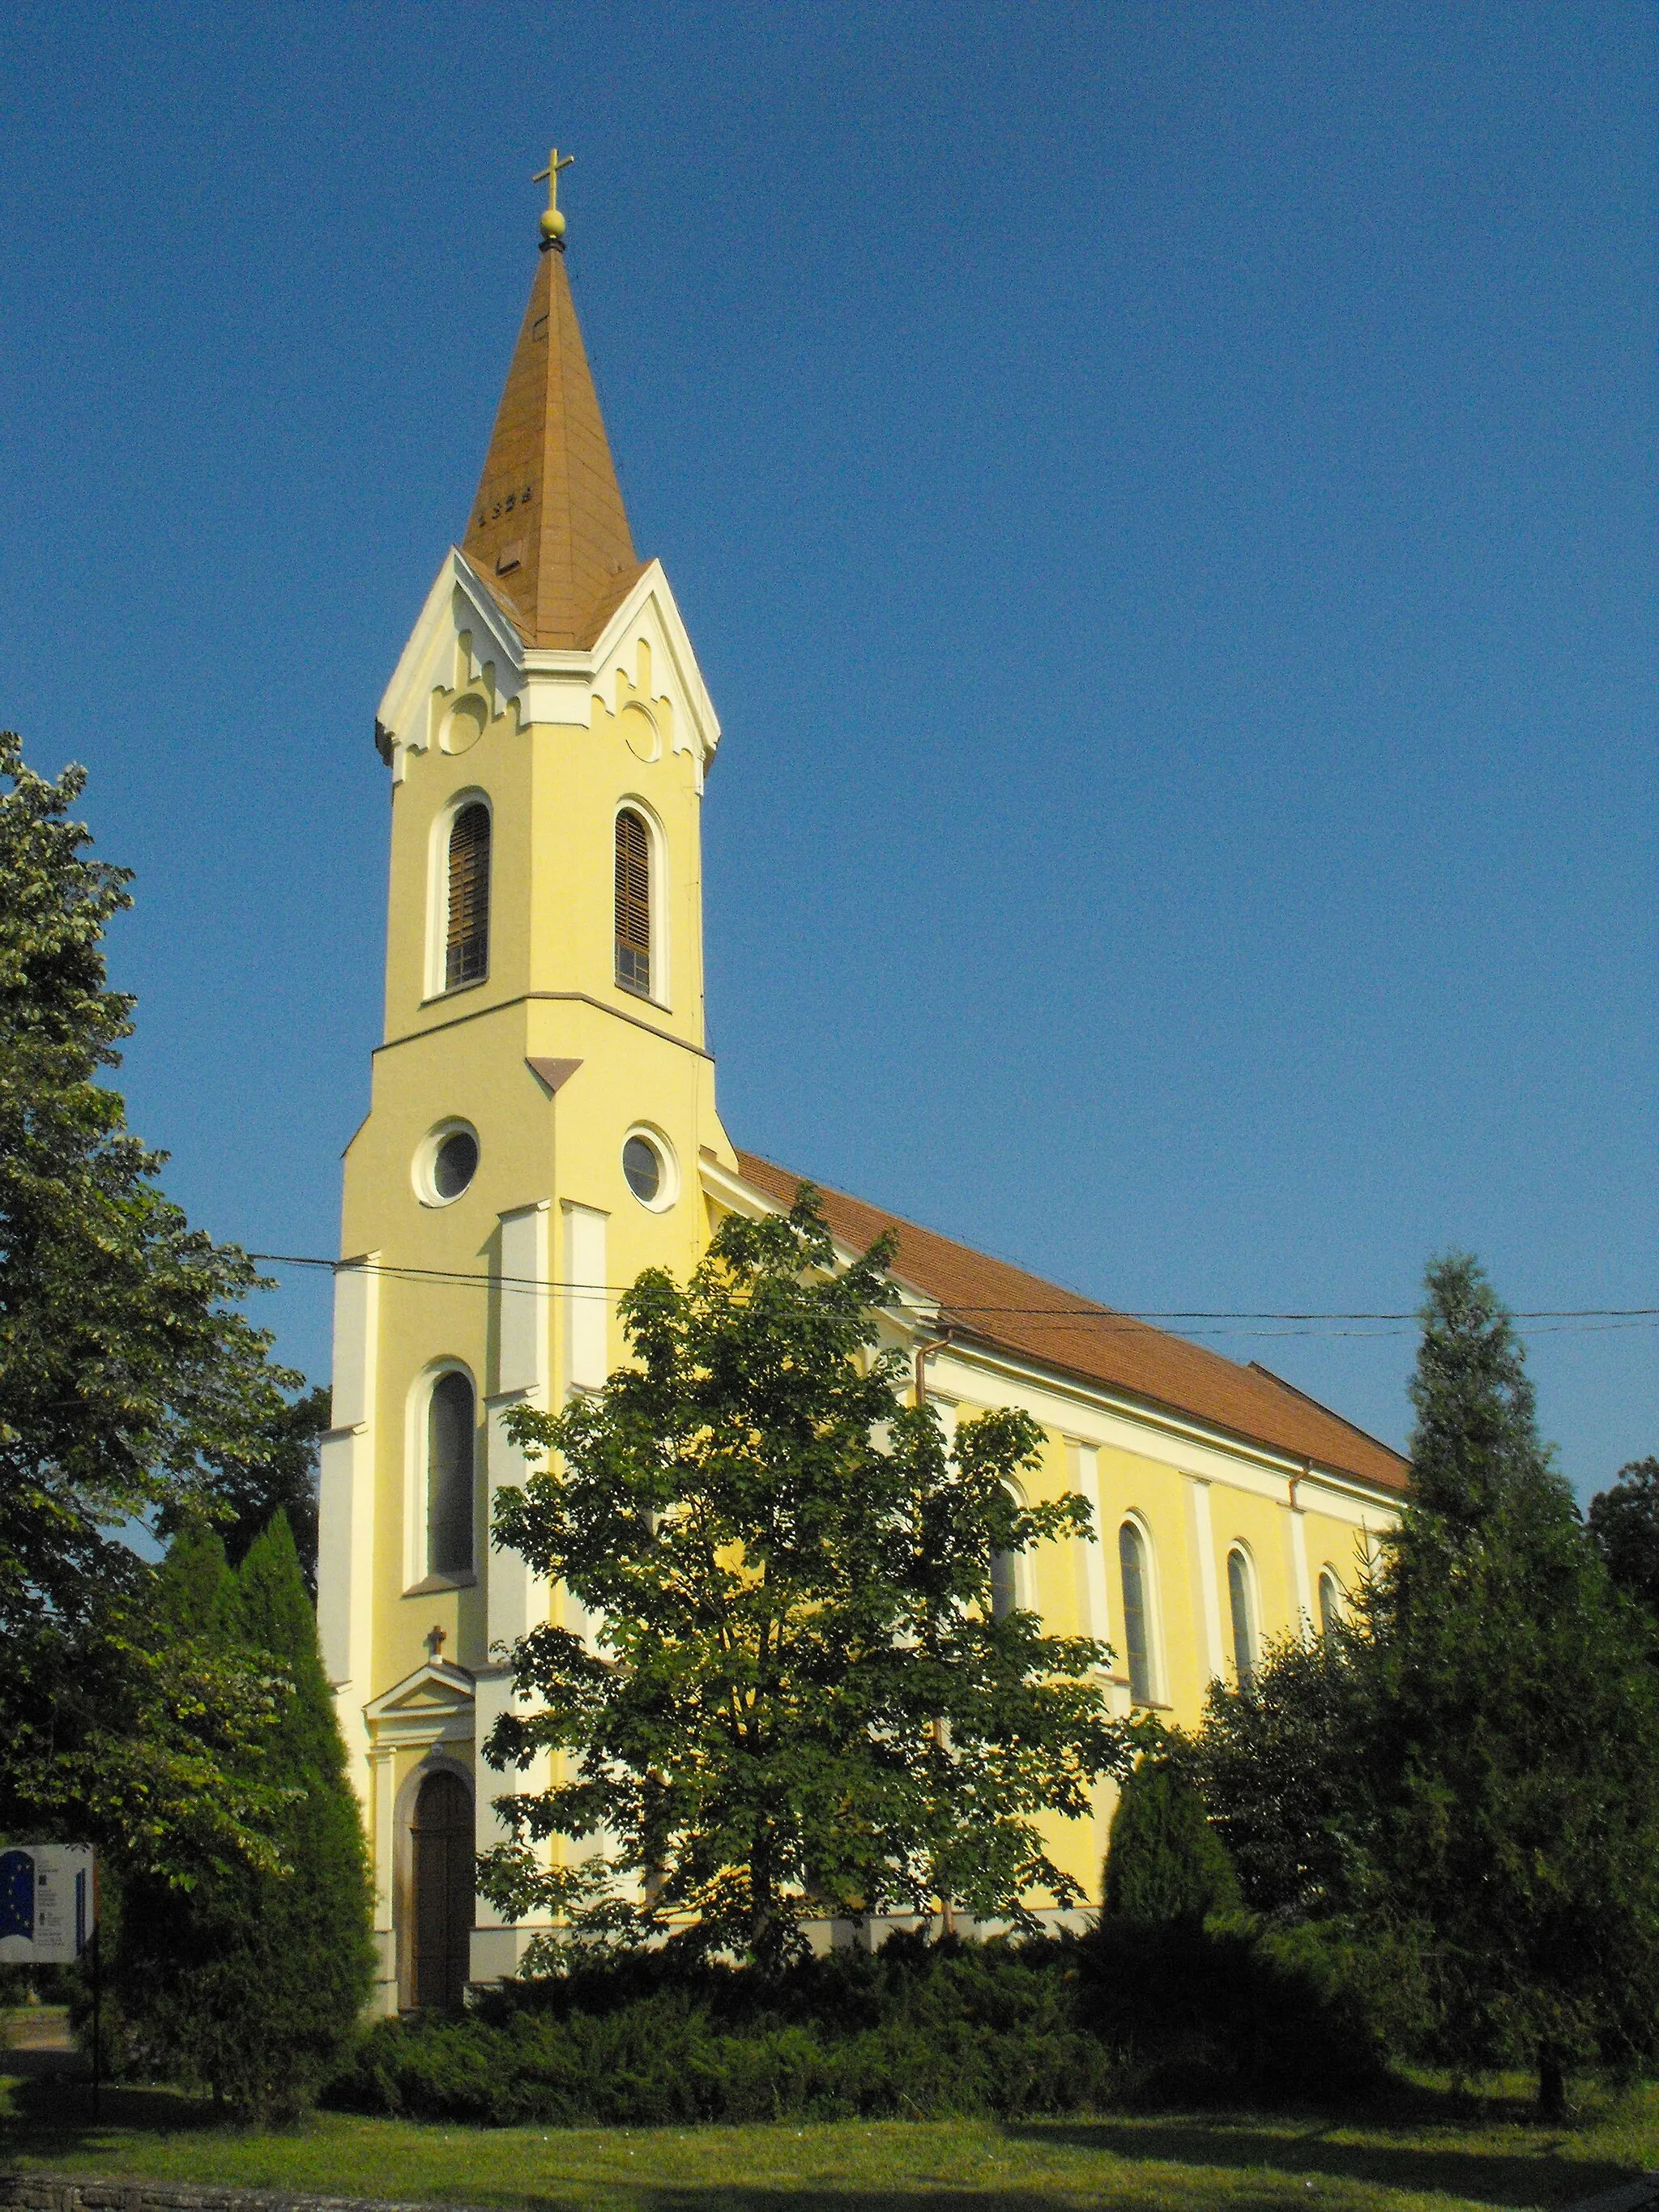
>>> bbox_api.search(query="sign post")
[0,1844,99,2111]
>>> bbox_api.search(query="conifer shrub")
[111,1513,375,2119]
[1079,1914,1389,2101]
[1102,1747,1240,1926]
[327,1934,1116,2124]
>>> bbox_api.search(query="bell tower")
[317,164,734,2009]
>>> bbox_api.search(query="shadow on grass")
[2,2073,1648,2212]
[1005,2108,1640,2210]
[2,2072,237,2146]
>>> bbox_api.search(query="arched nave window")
[615,808,651,995]
[1117,1522,1154,1707]
[1318,1569,1341,1640]
[990,1481,1022,1622]
[445,802,491,990]
[1227,1546,1256,1686]
[426,1370,476,1579]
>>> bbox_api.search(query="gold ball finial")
[539,205,566,244]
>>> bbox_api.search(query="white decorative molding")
[364,1658,476,1750]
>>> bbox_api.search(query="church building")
[316,168,1409,2014]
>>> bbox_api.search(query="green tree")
[114,1512,376,2119]
[1200,1255,1659,2114]
[1587,1457,1659,1621]
[480,1190,1131,1970]
[1362,1256,1659,2113]
[1195,1628,1365,1916]
[157,1381,331,1595]
[0,731,305,1877]
[1102,1745,1239,1927]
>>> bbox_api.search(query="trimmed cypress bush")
[113,1511,375,2118]
[1102,1750,1240,1926]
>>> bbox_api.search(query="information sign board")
[0,1843,95,1963]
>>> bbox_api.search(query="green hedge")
[327,1934,1112,2125]
[326,1920,1404,2126]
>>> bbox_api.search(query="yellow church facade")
[317,187,1408,2015]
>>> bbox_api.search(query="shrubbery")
[328,1935,1112,2125]
[326,1914,1408,2126]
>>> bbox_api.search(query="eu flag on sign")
[0,1850,33,1942]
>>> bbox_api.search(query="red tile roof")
[733,1151,1409,1496]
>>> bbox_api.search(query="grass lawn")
[5,2014,1658,2212]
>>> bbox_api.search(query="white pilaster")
[1066,1440,1112,1651]
[1183,1474,1226,1686]
[368,1746,397,2014]
[317,1253,381,1800]
[561,1200,610,1392]
[1284,1488,1314,1636]
[479,1202,554,1932]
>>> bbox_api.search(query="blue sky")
[1,0,1652,1497]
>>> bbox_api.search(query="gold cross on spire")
[534,147,575,246]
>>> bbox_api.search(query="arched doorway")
[410,1768,473,2010]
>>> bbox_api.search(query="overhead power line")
[245,1253,1657,1340]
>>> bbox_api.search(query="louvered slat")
[615,808,651,993]
[446,803,491,989]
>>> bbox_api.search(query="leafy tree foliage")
[1587,1457,1659,1622]
[481,1191,1131,1969]
[1102,1745,1239,1927]
[1198,1253,1659,2114]
[113,1513,376,2119]
[0,732,309,1877]
[1195,1629,1365,1916]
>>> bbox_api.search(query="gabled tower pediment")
[375,548,720,786]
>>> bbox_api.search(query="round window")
[419,1125,479,1204]
[622,1134,661,1204]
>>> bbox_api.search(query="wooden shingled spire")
[461,234,644,649]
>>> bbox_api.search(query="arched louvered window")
[1118,1522,1154,1707]
[1227,1548,1256,1685]
[427,1370,476,1578]
[1318,1569,1341,1640]
[615,808,651,996]
[445,803,490,991]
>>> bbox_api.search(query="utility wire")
[245,1253,1657,1339]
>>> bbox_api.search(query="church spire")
[461,163,642,650]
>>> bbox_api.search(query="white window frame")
[1226,1542,1260,1683]
[990,1477,1031,1622]
[1317,1566,1344,1636]
[1117,1511,1165,1707]
[613,795,670,1011]
[403,1358,479,1592]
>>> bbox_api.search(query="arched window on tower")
[426,1370,476,1579]
[445,803,491,990]
[615,808,651,995]
[1118,1522,1154,1707]
[1227,1547,1256,1685]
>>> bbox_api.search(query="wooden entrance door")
[411,1769,473,2009]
